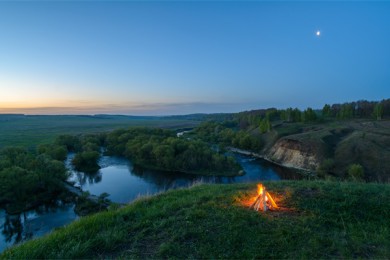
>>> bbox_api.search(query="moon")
[316,30,321,37]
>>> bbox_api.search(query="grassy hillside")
[3,181,389,258]
[264,120,390,181]
[0,115,198,148]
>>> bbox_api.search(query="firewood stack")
[250,184,278,212]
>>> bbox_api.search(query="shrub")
[317,158,335,178]
[347,164,365,181]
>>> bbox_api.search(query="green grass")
[2,181,389,259]
[0,115,198,148]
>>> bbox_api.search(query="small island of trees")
[105,128,242,176]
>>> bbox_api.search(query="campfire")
[250,184,278,212]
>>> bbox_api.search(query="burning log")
[250,184,278,212]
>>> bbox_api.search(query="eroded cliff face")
[266,138,323,171]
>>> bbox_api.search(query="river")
[0,152,300,252]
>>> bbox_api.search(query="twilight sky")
[0,1,389,115]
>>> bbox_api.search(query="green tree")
[38,144,67,161]
[56,135,82,152]
[303,108,317,122]
[291,108,302,122]
[0,147,69,214]
[259,118,271,133]
[337,104,354,119]
[373,102,384,120]
[322,104,331,117]
[0,167,38,210]
[72,151,100,173]
[285,108,293,122]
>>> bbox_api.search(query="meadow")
[0,114,198,148]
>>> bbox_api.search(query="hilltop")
[2,181,389,258]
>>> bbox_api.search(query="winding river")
[0,152,301,252]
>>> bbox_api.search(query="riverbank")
[228,147,313,175]
[62,181,100,203]
[3,181,389,258]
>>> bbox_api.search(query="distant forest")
[233,99,389,129]
[169,99,389,123]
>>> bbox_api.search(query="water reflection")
[131,165,197,189]
[0,202,77,252]
[73,170,103,186]
[69,153,302,204]
[1,213,29,245]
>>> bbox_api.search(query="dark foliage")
[57,134,104,173]
[0,147,68,213]
[195,122,263,151]
[105,128,241,175]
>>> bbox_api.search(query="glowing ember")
[250,184,278,212]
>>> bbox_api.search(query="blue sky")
[0,1,389,115]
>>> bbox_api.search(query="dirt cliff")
[265,138,324,171]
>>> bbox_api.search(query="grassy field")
[0,114,199,148]
[2,181,389,258]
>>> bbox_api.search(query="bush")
[347,164,365,181]
[74,191,108,216]
[317,158,335,178]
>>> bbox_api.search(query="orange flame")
[251,183,278,211]
[257,184,264,196]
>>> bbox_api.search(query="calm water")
[68,153,301,204]
[0,203,77,252]
[0,153,300,252]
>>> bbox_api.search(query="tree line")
[233,99,389,131]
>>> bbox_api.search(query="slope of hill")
[264,120,390,182]
[2,181,389,258]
